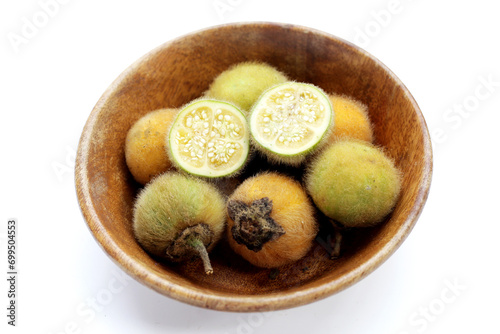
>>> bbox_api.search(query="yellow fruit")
[226,172,318,268]
[305,140,402,227]
[125,108,177,184]
[133,172,226,274]
[167,99,250,178]
[206,61,289,112]
[249,82,334,166]
[327,94,373,143]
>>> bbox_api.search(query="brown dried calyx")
[165,223,215,274]
[227,197,285,252]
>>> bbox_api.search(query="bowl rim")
[75,21,433,312]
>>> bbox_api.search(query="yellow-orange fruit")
[125,108,177,184]
[327,94,373,143]
[226,172,318,268]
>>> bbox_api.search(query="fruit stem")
[187,237,213,275]
[329,219,343,259]
[165,224,214,275]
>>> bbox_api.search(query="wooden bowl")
[75,22,432,312]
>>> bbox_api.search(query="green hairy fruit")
[206,61,289,113]
[133,172,226,274]
[306,140,402,227]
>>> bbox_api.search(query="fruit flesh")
[206,61,289,112]
[226,172,318,268]
[249,82,333,166]
[327,94,373,143]
[306,140,402,227]
[125,108,177,184]
[168,99,250,178]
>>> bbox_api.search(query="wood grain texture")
[75,22,432,312]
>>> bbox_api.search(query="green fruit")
[167,99,250,178]
[305,140,402,227]
[133,172,226,274]
[206,61,289,112]
[249,81,334,166]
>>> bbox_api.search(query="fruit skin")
[125,108,177,185]
[305,140,402,227]
[206,61,289,113]
[133,172,226,274]
[249,82,334,167]
[327,94,374,143]
[226,172,318,268]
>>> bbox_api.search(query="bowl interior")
[76,22,432,312]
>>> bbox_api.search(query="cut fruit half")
[249,82,334,166]
[168,99,250,178]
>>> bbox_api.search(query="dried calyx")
[227,197,285,252]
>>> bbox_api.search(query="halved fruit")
[249,82,334,166]
[168,99,250,178]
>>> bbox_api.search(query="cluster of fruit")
[126,62,402,274]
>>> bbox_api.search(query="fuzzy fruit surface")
[306,140,402,227]
[125,108,177,184]
[226,172,318,268]
[327,94,373,144]
[133,172,226,264]
[207,61,289,112]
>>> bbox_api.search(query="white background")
[1,0,499,333]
